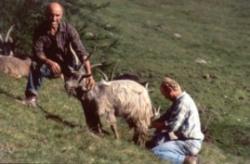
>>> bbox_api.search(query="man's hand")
[85,75,95,89]
[169,132,178,140]
[46,60,62,75]
[150,121,166,130]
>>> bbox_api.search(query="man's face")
[160,84,174,101]
[47,4,63,28]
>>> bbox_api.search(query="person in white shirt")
[150,77,204,164]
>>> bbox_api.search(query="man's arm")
[151,121,168,130]
[151,103,186,132]
[167,103,187,132]
[33,34,61,75]
[82,55,92,75]
[83,55,95,89]
[68,24,95,88]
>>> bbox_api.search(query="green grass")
[1,0,250,163]
[0,74,162,163]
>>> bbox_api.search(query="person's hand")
[150,121,166,130]
[46,60,61,76]
[85,75,95,89]
[168,132,178,140]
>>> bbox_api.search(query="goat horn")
[97,69,108,81]
[69,43,80,66]
[5,25,14,42]
[91,63,103,69]
[157,106,161,113]
[110,61,119,80]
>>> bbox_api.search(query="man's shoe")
[22,96,37,107]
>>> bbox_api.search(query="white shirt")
[165,91,204,140]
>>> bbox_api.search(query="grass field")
[0,0,250,163]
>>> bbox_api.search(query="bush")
[0,0,119,60]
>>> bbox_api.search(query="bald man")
[23,2,95,106]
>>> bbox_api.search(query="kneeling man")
[150,77,204,164]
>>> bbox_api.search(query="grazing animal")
[0,25,31,79]
[0,55,31,78]
[64,68,155,146]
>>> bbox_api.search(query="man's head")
[45,2,64,28]
[160,77,182,101]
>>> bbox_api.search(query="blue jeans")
[25,64,54,97]
[151,131,171,146]
[152,139,202,164]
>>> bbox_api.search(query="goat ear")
[68,66,77,74]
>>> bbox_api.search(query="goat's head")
[0,25,15,56]
[64,43,93,97]
[64,66,92,97]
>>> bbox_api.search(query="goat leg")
[97,123,104,136]
[111,124,119,139]
[107,112,119,139]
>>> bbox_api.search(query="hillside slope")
[0,0,249,163]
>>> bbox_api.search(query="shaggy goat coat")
[66,78,154,145]
[86,80,153,145]
[88,80,153,126]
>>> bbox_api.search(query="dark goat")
[0,25,15,56]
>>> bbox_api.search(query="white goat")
[65,71,155,145]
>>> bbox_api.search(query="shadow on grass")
[0,88,114,135]
[37,104,82,128]
[0,86,81,129]
[37,104,110,136]
[38,104,110,135]
[0,87,23,101]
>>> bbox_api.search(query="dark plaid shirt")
[33,21,88,72]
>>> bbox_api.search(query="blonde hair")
[161,77,181,91]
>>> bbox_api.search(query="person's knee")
[187,140,202,155]
[189,146,201,156]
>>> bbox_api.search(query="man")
[23,2,95,106]
[150,77,204,164]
